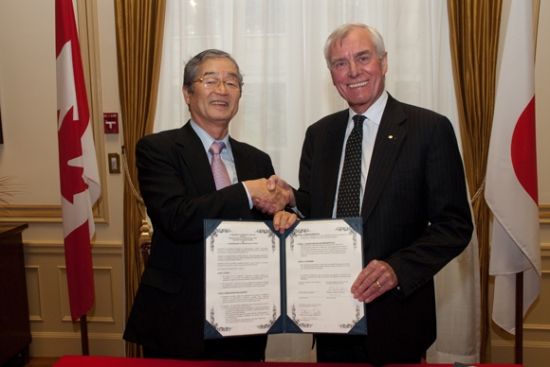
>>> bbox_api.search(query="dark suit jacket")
[294,95,473,365]
[123,122,272,359]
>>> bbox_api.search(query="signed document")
[204,218,365,338]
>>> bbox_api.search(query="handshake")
[244,175,298,233]
[244,175,296,214]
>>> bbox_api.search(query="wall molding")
[25,266,44,322]
[3,203,547,224]
[0,204,105,223]
[29,332,124,357]
[524,323,550,331]
[57,266,116,323]
[492,339,550,348]
[541,204,550,224]
[61,316,115,323]
[24,241,122,255]
[31,331,123,340]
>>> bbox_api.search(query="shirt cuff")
[286,206,305,219]
[242,182,253,209]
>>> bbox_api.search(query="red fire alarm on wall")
[104,112,119,134]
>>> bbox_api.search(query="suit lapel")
[230,138,256,181]
[175,122,217,195]
[361,96,407,222]
[174,123,258,194]
[322,111,349,217]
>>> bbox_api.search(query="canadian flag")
[55,0,101,323]
[485,0,541,334]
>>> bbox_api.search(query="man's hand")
[254,175,296,214]
[273,210,298,234]
[350,260,399,303]
[244,178,290,214]
[266,175,296,207]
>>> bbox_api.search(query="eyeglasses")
[193,77,242,90]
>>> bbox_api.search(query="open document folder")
[204,218,366,339]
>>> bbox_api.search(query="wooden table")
[0,223,31,365]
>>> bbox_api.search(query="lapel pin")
[388,135,395,140]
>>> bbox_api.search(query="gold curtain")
[447,0,502,362]
[114,0,166,358]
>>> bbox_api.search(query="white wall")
[0,0,124,356]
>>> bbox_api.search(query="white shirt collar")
[189,120,234,159]
[349,90,388,125]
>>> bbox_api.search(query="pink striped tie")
[209,141,232,190]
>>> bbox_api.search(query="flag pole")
[515,272,523,364]
[80,314,89,355]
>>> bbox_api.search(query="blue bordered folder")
[204,218,366,339]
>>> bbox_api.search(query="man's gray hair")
[183,49,243,94]
[324,23,386,68]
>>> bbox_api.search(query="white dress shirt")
[332,91,389,217]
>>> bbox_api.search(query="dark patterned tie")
[336,114,365,218]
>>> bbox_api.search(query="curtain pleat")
[447,0,502,362]
[114,0,166,358]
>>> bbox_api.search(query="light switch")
[108,153,121,173]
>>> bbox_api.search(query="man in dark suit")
[269,23,473,365]
[123,49,294,361]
